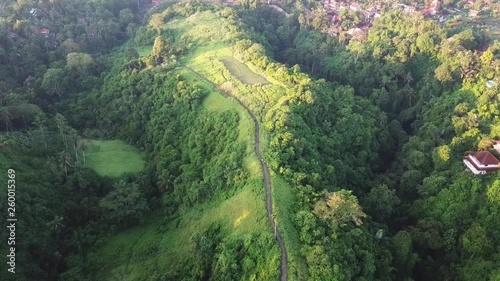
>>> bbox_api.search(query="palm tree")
[46,156,59,177]
[34,114,48,148]
[57,151,74,177]
[0,106,12,131]
[47,215,65,244]
[55,113,69,150]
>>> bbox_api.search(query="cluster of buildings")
[323,0,382,21]
[322,1,383,39]
[320,0,488,40]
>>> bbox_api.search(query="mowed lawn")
[83,139,145,177]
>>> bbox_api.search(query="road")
[185,66,288,281]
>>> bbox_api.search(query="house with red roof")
[350,2,360,11]
[152,0,161,4]
[40,28,50,38]
[464,151,500,175]
[421,9,433,16]
[469,9,479,17]
[405,6,416,13]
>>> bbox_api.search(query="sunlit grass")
[90,183,269,280]
[83,139,145,178]
[272,174,309,281]
[137,45,153,57]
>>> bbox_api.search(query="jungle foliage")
[1,0,500,280]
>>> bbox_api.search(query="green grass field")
[220,56,270,85]
[83,139,145,178]
[137,45,153,57]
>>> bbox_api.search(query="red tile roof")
[350,2,360,9]
[421,9,433,15]
[40,28,50,34]
[469,9,479,17]
[470,151,500,166]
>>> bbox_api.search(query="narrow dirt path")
[185,66,288,281]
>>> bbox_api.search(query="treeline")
[0,0,155,280]
[0,114,154,281]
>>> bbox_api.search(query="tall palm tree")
[34,114,48,148]
[0,106,12,131]
[47,215,65,244]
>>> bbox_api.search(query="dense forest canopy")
[0,0,499,280]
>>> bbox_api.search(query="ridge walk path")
[184,66,288,281]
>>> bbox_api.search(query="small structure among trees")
[40,28,50,38]
[469,9,479,17]
[464,151,500,175]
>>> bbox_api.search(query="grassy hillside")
[88,86,280,279]
[169,10,306,279]
[86,7,306,280]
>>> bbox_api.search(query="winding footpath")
[185,67,288,281]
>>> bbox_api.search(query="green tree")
[41,68,66,96]
[98,181,149,227]
[363,184,399,222]
[393,231,418,280]
[313,189,366,229]
[119,8,134,28]
[151,36,168,60]
[432,145,451,170]
[66,53,94,74]
[124,48,139,62]
[461,223,493,257]
[434,63,453,82]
